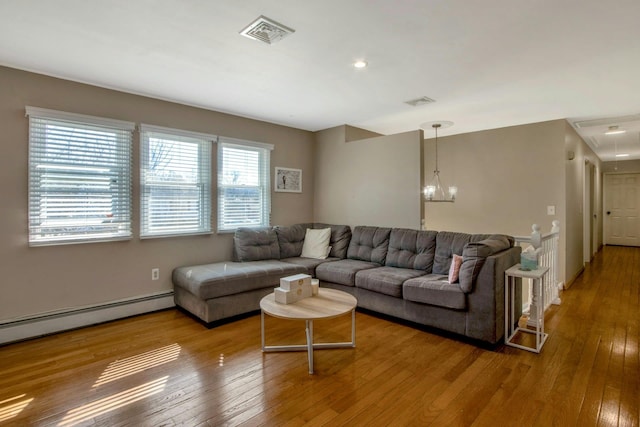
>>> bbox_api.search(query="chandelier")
[422,121,456,202]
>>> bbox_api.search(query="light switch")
[547,205,555,215]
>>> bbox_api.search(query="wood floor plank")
[1,245,639,426]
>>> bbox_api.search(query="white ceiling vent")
[404,96,436,107]
[588,136,600,148]
[240,15,295,44]
[574,114,640,128]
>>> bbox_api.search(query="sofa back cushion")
[385,228,418,269]
[433,231,473,274]
[347,226,391,264]
[233,227,280,261]
[275,223,313,258]
[314,223,352,259]
[385,228,437,271]
[415,230,438,272]
[459,234,513,292]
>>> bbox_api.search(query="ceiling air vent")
[240,15,295,45]
[404,96,436,107]
[574,114,640,128]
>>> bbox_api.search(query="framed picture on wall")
[275,167,302,193]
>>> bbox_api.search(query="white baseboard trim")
[0,291,175,345]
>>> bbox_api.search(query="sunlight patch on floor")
[58,376,168,426]
[0,394,34,422]
[93,343,180,387]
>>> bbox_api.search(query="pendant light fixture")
[421,121,456,202]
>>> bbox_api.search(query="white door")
[605,173,640,246]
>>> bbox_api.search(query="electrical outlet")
[151,268,159,281]
[547,205,556,215]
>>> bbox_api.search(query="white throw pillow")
[301,228,331,259]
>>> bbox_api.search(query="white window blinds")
[140,125,213,238]
[217,138,273,232]
[26,107,134,246]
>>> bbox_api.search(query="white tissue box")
[274,287,299,304]
[280,274,312,292]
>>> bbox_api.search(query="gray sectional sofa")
[172,223,521,345]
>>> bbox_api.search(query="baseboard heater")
[0,291,175,345]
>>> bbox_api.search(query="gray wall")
[564,121,603,283]
[0,66,315,321]
[422,120,565,233]
[313,126,423,229]
[422,119,602,285]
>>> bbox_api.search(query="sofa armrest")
[459,235,513,292]
[464,246,521,344]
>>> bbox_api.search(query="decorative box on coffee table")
[274,273,312,304]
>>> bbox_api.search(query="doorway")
[583,161,597,262]
[604,173,640,247]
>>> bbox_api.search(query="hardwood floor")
[1,245,638,426]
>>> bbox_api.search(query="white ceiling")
[1,0,639,161]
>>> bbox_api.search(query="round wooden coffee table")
[260,287,357,374]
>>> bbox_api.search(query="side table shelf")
[504,264,550,353]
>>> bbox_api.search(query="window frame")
[217,137,274,233]
[26,106,134,246]
[139,124,214,239]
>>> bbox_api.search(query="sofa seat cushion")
[172,260,307,300]
[315,259,379,286]
[403,275,467,310]
[280,257,340,276]
[355,266,427,298]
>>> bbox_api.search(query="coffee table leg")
[306,320,313,374]
[261,310,265,351]
[352,309,356,347]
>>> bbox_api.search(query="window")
[217,138,273,232]
[140,125,213,238]
[26,107,134,246]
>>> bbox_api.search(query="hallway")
[543,244,639,425]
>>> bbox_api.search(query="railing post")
[550,220,561,305]
[527,224,543,327]
[515,222,561,327]
[531,224,542,249]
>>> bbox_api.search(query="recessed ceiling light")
[616,153,630,157]
[605,125,627,135]
[353,60,368,69]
